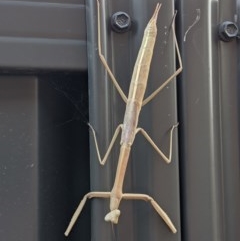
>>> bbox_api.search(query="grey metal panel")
[87,0,180,240]
[38,74,90,241]
[178,0,240,240]
[1,0,84,3]
[0,77,39,241]
[0,75,90,241]
[0,1,87,71]
[219,1,240,240]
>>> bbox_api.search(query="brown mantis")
[65,0,182,236]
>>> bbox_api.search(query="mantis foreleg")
[96,0,127,103]
[142,12,183,106]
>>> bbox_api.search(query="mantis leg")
[88,123,123,165]
[96,0,127,103]
[142,12,183,106]
[64,191,111,236]
[136,123,178,164]
[122,193,177,233]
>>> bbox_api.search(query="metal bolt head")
[219,21,238,42]
[111,11,131,33]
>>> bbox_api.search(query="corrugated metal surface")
[178,0,240,240]
[0,1,86,71]
[0,2,90,241]
[0,0,239,240]
[87,0,180,240]
[0,74,90,241]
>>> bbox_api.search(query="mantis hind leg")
[64,191,111,236]
[122,193,177,233]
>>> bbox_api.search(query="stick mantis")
[65,0,182,236]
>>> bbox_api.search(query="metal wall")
[87,0,180,240]
[0,1,90,241]
[0,0,86,71]
[178,0,240,240]
[0,0,240,241]
[87,0,240,240]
